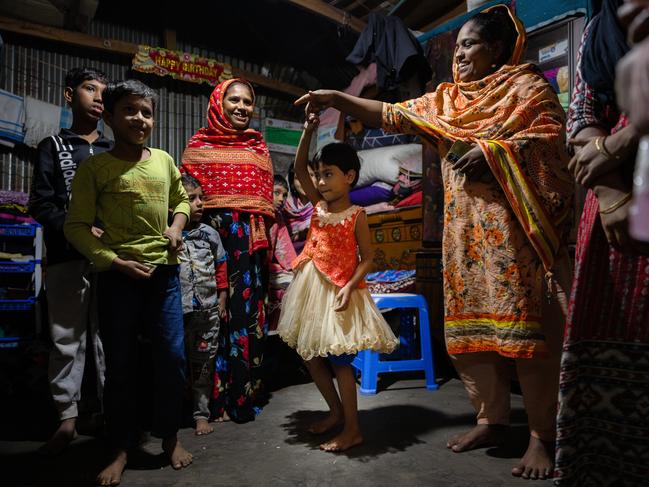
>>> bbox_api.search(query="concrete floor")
[0,376,540,487]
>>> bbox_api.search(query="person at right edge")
[554,1,649,485]
[296,5,573,480]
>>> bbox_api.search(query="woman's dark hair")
[64,67,109,90]
[224,80,254,99]
[286,168,300,195]
[287,168,297,194]
[273,175,289,190]
[103,79,158,114]
[310,142,361,187]
[181,174,201,190]
[467,7,518,67]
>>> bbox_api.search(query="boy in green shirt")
[64,79,192,486]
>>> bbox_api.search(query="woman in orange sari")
[296,6,573,480]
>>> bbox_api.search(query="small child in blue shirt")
[178,174,228,435]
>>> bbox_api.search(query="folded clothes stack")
[365,269,416,294]
[347,141,423,213]
[0,191,35,225]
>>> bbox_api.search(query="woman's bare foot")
[162,436,193,470]
[446,424,507,452]
[320,426,363,452]
[96,449,127,486]
[39,417,77,456]
[511,436,554,480]
[195,418,214,436]
[308,412,344,435]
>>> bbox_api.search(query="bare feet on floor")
[162,436,193,470]
[308,412,344,435]
[511,436,554,480]
[320,427,363,452]
[446,424,507,453]
[215,410,231,422]
[195,418,214,436]
[96,449,127,486]
[39,417,77,456]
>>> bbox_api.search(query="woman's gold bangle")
[594,136,622,160]
[599,192,632,214]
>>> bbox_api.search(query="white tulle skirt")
[277,260,399,360]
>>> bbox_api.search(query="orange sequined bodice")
[293,202,366,288]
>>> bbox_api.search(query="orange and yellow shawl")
[383,7,573,358]
[383,63,573,274]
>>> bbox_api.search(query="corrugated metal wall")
[0,20,301,193]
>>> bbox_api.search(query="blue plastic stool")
[352,293,439,395]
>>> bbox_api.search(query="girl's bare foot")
[162,436,193,470]
[320,427,363,452]
[215,410,231,422]
[96,449,127,486]
[511,436,554,480]
[195,418,214,436]
[446,424,507,452]
[39,417,77,456]
[308,412,344,435]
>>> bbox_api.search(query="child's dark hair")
[64,67,109,90]
[274,175,289,190]
[310,142,361,187]
[103,79,158,114]
[181,174,201,190]
[467,7,518,67]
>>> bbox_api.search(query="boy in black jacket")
[29,67,113,455]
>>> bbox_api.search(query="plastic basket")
[0,224,38,237]
[0,261,35,273]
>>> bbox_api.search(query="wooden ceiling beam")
[0,15,306,98]
[417,1,466,33]
[0,14,137,55]
[285,0,366,32]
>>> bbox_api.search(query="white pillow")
[356,143,422,187]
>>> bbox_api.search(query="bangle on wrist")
[598,192,632,214]
[595,136,622,160]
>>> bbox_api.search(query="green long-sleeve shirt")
[64,148,190,271]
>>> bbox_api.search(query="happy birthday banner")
[132,45,233,86]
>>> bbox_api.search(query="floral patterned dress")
[440,149,544,357]
[205,209,267,423]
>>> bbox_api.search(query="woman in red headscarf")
[182,78,274,423]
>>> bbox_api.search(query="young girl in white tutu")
[277,113,399,452]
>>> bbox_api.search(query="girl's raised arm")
[294,114,321,206]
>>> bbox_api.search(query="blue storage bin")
[0,261,36,273]
[0,338,20,348]
[0,298,35,311]
[0,224,37,237]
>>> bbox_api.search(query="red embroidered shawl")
[181,78,274,217]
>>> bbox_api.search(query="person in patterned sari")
[296,5,573,480]
[181,78,273,423]
[554,1,649,485]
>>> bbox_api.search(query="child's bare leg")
[320,364,363,452]
[304,357,343,434]
[194,417,213,436]
[96,448,127,486]
[162,435,193,470]
[40,417,77,455]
